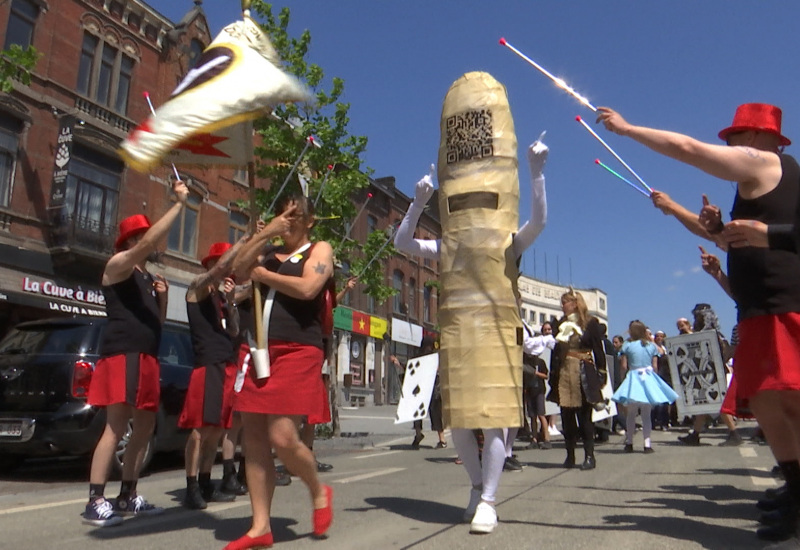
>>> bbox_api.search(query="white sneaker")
[548,426,561,437]
[470,501,497,534]
[463,486,482,523]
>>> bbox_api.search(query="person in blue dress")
[612,320,679,453]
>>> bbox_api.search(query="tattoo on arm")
[742,147,765,162]
[313,262,327,275]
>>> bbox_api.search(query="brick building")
[0,0,257,334]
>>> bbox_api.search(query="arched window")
[408,278,416,319]
[423,285,432,323]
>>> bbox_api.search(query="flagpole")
[266,135,314,216]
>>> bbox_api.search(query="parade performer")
[598,103,800,545]
[179,239,249,509]
[612,320,678,453]
[82,179,188,527]
[394,71,548,534]
[547,290,607,470]
[227,196,333,549]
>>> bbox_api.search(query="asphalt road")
[0,407,779,550]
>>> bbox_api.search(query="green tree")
[247,2,396,304]
[0,44,40,93]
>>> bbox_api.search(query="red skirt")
[308,381,332,425]
[235,340,325,416]
[87,353,160,412]
[734,312,800,401]
[719,373,754,418]
[178,362,237,429]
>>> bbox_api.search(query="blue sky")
[152,1,800,339]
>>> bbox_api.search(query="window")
[228,210,248,244]
[188,39,205,70]
[367,295,375,314]
[423,285,432,323]
[529,310,535,325]
[539,313,547,325]
[393,270,404,314]
[367,214,377,234]
[167,191,202,257]
[232,167,248,184]
[0,114,22,208]
[599,297,606,311]
[408,278,416,319]
[4,0,39,49]
[64,144,122,239]
[76,32,135,115]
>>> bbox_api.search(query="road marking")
[333,467,405,484]
[751,466,778,487]
[0,498,85,515]
[739,447,758,458]
[353,450,403,460]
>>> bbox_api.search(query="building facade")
[518,273,609,334]
[0,0,256,335]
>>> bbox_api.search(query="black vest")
[187,290,235,366]
[99,269,161,357]
[729,153,800,319]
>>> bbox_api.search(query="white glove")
[527,131,549,177]
[413,164,436,207]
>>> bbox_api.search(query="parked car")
[0,317,194,473]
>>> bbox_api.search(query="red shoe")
[222,532,273,550]
[313,485,333,537]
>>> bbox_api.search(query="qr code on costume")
[445,109,494,164]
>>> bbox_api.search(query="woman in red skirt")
[228,195,333,550]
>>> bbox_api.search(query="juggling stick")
[143,92,182,183]
[594,159,650,197]
[499,37,596,112]
[576,116,653,194]
[266,136,314,216]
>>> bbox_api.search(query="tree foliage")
[0,45,40,93]
[247,2,396,303]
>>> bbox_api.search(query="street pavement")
[0,406,781,549]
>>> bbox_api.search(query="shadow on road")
[353,497,463,525]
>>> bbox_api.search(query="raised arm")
[513,133,548,258]
[232,205,295,280]
[251,240,334,301]
[103,180,188,285]
[699,245,732,299]
[596,107,782,187]
[394,165,440,260]
[187,234,251,303]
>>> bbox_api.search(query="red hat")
[202,242,232,268]
[115,214,151,250]
[718,103,791,146]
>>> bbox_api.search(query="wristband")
[707,220,725,235]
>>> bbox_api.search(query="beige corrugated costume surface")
[437,72,523,430]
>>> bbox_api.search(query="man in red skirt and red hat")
[179,239,251,509]
[83,179,188,527]
[598,103,800,546]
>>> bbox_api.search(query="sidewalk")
[313,403,417,456]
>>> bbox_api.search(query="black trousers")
[561,403,595,457]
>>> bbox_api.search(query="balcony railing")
[75,97,132,134]
[50,212,115,257]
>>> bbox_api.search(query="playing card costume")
[394,71,547,533]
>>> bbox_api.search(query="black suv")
[0,317,194,473]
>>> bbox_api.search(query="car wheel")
[111,419,155,478]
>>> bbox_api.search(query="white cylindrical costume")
[437,71,523,429]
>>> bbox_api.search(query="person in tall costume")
[599,103,800,545]
[180,239,251,509]
[82,179,188,527]
[547,290,608,470]
[394,71,548,534]
[227,196,333,549]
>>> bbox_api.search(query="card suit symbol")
[708,390,719,400]
[419,407,426,416]
[412,385,421,397]
[418,403,425,410]
[413,410,420,418]
[409,365,416,376]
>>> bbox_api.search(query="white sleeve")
[394,202,440,260]
[513,173,547,258]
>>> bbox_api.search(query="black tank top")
[187,290,235,366]
[99,269,161,357]
[729,153,800,319]
[235,296,253,349]
[260,244,324,349]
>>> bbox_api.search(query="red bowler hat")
[718,103,791,146]
[115,214,151,250]
[202,242,232,268]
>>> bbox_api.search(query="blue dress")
[612,341,678,406]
